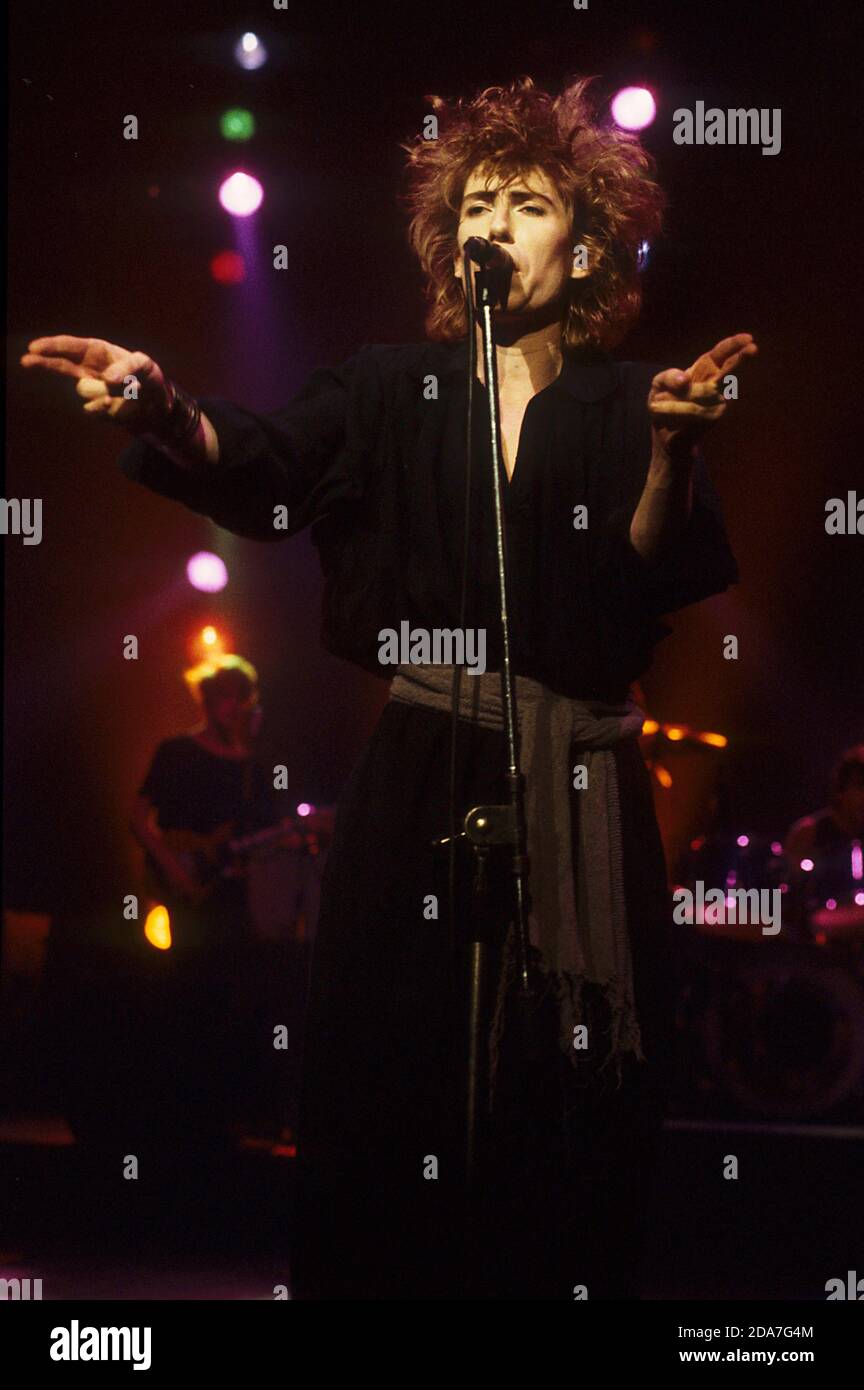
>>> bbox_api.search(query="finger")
[20,353,86,380]
[688,381,724,403]
[102,352,154,396]
[718,342,759,376]
[26,335,94,361]
[687,336,756,384]
[707,333,753,367]
[76,377,108,401]
[649,401,726,419]
[82,396,116,419]
[650,382,722,407]
[651,368,690,395]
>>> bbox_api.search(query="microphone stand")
[438,247,534,1216]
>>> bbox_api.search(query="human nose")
[488,199,513,242]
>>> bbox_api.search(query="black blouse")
[118,339,739,702]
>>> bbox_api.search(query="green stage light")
[220,108,256,142]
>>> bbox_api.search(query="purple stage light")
[611,87,656,131]
[186,552,228,593]
[296,803,314,817]
[219,172,264,217]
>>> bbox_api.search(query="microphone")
[463,237,515,274]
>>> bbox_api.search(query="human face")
[453,165,582,326]
[206,682,253,738]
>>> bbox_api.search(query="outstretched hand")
[20,335,171,434]
[648,333,758,456]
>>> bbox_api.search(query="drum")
[675,831,789,941]
[698,944,864,1118]
[811,902,864,943]
[803,840,864,946]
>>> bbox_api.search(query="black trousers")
[291,701,674,1300]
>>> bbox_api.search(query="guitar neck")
[227,817,296,855]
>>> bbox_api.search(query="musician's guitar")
[142,816,308,909]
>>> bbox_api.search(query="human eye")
[521,204,545,215]
[465,203,490,216]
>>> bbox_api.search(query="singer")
[22,76,757,1299]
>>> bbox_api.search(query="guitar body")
[142,816,306,911]
[143,822,239,909]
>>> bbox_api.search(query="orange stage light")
[144,904,172,950]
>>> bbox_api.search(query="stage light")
[666,726,686,741]
[187,551,228,592]
[698,732,728,748]
[219,171,264,217]
[210,251,246,285]
[800,858,814,872]
[234,32,267,70]
[296,803,314,817]
[826,899,837,911]
[655,765,672,788]
[220,108,256,142]
[637,239,651,272]
[852,844,863,880]
[737,835,750,848]
[641,718,659,735]
[771,842,783,856]
[855,892,864,906]
[192,627,226,660]
[144,904,172,950]
[611,86,656,132]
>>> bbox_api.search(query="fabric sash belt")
[389,662,648,1081]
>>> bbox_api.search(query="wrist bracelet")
[162,378,202,445]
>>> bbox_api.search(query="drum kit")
[674,829,864,1120]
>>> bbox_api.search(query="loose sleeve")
[117,348,382,541]
[601,446,740,622]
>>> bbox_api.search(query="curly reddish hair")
[402,76,665,352]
